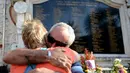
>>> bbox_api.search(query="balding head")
[48,22,75,47]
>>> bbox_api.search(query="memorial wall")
[33,0,124,54]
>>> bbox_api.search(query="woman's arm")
[3,48,48,65]
[71,50,80,63]
[3,48,72,71]
[71,50,84,73]
[71,61,84,73]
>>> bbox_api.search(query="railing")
[102,68,111,72]
[95,56,130,68]
[102,68,129,73]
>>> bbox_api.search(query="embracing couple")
[3,19,84,73]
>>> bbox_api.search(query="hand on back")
[49,47,72,72]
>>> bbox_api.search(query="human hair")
[49,22,75,47]
[22,19,47,49]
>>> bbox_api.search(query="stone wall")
[0,0,130,67]
[0,0,17,66]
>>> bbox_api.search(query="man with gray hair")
[46,22,75,47]
[3,22,84,73]
[46,22,84,73]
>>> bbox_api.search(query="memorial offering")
[80,49,97,73]
[111,59,127,73]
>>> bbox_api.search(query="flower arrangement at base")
[80,49,102,73]
[95,65,103,73]
[111,58,127,73]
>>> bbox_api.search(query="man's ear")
[44,33,50,47]
[49,43,56,50]
[51,43,56,47]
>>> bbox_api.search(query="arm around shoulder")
[3,48,49,65]
[3,48,29,65]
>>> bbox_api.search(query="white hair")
[49,22,75,47]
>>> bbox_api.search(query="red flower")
[80,55,85,65]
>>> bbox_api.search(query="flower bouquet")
[111,58,127,73]
[80,49,96,73]
[95,65,103,73]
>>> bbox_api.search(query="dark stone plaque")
[33,0,124,54]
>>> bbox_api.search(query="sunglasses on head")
[47,33,68,47]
